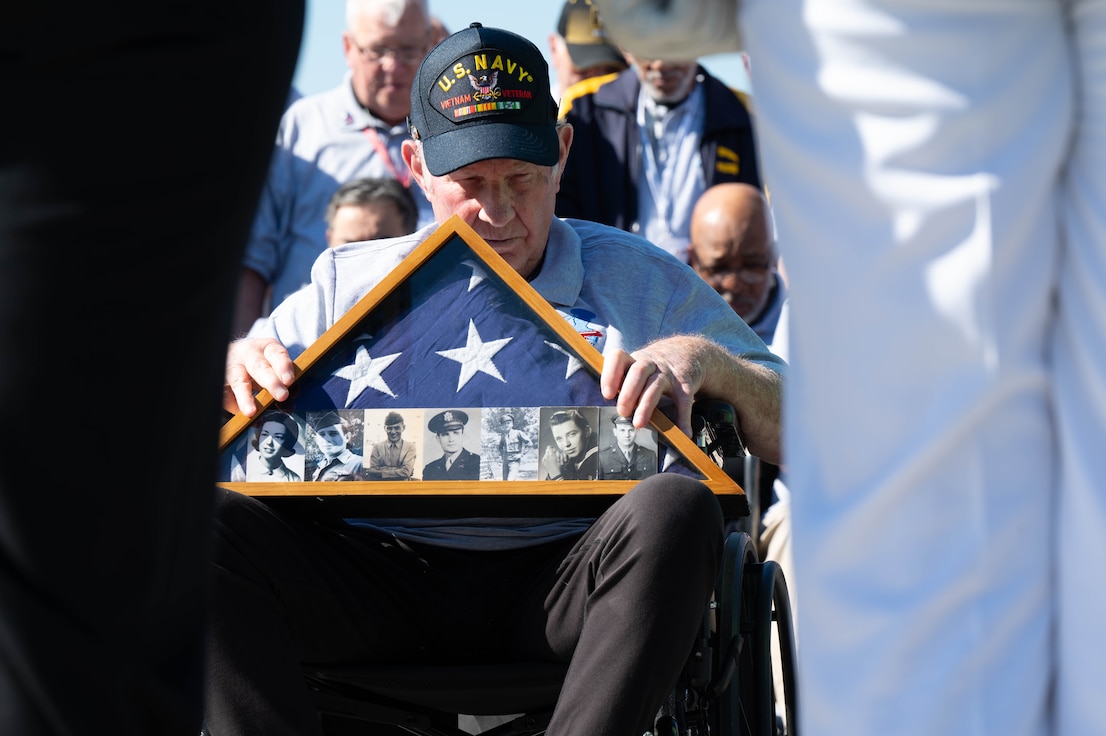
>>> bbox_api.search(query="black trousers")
[0,4,303,735]
[205,474,723,736]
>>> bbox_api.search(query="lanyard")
[363,127,411,188]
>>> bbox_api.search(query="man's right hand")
[223,337,297,417]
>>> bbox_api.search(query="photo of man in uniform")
[365,410,417,480]
[495,412,534,480]
[306,410,364,481]
[598,410,658,480]
[423,409,480,480]
[540,407,600,480]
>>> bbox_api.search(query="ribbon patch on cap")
[432,52,536,121]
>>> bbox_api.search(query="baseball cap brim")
[420,120,560,177]
[565,41,626,71]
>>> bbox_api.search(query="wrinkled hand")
[600,334,784,464]
[223,337,297,417]
[600,335,707,438]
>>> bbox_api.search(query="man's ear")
[558,124,574,165]
[402,139,425,190]
[554,124,574,190]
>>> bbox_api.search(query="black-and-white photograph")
[363,409,421,481]
[421,408,482,481]
[480,407,539,480]
[538,406,600,481]
[597,407,659,480]
[304,410,365,481]
[235,410,306,482]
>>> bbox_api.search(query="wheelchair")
[294,401,799,736]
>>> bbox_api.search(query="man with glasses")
[689,182,786,350]
[231,0,437,337]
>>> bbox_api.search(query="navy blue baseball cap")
[408,23,561,176]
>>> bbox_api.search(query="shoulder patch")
[557,72,622,120]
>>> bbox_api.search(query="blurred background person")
[430,14,450,44]
[232,0,436,337]
[549,0,628,101]
[689,182,786,350]
[557,45,761,263]
[1,2,302,734]
[324,176,419,248]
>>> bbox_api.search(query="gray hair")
[346,0,429,30]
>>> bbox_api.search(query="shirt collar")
[528,218,586,309]
[339,71,406,134]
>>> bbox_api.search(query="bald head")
[690,183,774,263]
[689,183,777,322]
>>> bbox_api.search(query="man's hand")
[600,334,784,464]
[223,337,297,417]
[600,335,705,437]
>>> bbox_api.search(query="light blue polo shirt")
[243,72,435,314]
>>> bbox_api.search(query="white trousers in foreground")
[740,1,1106,735]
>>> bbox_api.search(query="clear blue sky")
[292,0,750,98]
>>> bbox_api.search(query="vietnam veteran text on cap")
[408,23,560,176]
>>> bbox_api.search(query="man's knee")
[626,473,724,536]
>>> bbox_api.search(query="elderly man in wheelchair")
[210,23,786,736]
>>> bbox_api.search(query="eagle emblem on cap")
[468,71,501,102]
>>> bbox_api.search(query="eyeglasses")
[693,263,772,287]
[351,40,426,65]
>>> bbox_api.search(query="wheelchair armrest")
[692,399,777,549]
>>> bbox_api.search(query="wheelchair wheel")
[713,532,799,736]
[727,559,799,736]
[758,560,798,736]
[714,531,759,735]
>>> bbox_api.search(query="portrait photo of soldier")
[597,407,658,481]
[422,409,481,481]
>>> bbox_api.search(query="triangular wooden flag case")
[217,215,746,517]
